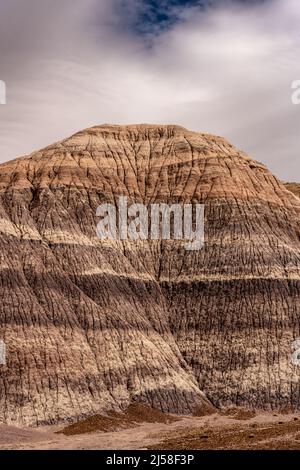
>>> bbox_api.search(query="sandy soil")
[1,410,300,450]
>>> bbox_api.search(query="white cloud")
[0,0,299,180]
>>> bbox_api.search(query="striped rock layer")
[0,124,299,426]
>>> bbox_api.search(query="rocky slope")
[0,124,299,426]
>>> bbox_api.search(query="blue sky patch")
[121,0,269,35]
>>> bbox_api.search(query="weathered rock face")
[0,124,299,426]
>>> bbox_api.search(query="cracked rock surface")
[0,124,299,425]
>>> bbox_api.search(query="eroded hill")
[0,125,299,425]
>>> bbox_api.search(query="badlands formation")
[0,124,299,426]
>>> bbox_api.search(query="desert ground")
[1,407,300,450]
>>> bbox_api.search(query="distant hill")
[285,182,300,199]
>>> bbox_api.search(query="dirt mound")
[193,403,217,417]
[221,407,256,420]
[57,413,131,436]
[58,403,178,436]
[124,403,178,424]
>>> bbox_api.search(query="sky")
[0,0,299,181]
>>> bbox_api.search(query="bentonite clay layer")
[0,124,299,426]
